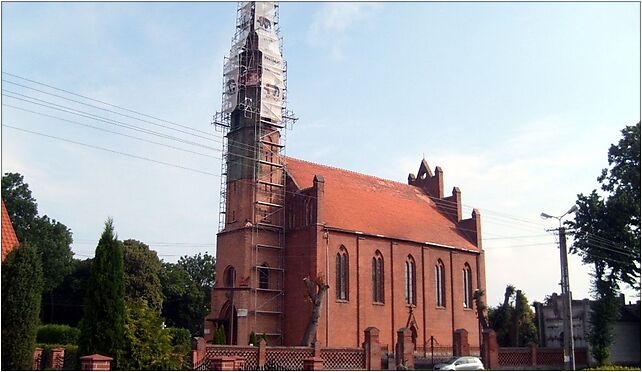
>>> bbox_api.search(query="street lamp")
[541,205,578,371]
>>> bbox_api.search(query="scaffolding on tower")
[213,1,296,346]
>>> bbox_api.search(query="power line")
[2,71,223,139]
[3,103,221,160]
[3,124,221,177]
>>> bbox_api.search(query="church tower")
[207,2,294,346]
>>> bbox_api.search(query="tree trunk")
[301,276,329,346]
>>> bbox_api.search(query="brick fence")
[481,329,589,370]
[192,327,417,370]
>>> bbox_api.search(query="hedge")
[36,324,80,345]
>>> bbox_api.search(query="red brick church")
[205,2,486,351]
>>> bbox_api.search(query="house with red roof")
[2,200,20,262]
[204,1,486,350]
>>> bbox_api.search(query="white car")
[434,356,484,371]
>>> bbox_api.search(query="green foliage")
[45,258,92,326]
[1,243,44,370]
[178,252,216,291]
[2,172,74,324]
[569,123,640,364]
[249,331,258,345]
[160,261,208,335]
[78,219,126,369]
[36,343,80,371]
[584,365,640,371]
[212,324,227,345]
[488,285,538,347]
[37,324,80,345]
[121,300,179,370]
[123,239,164,311]
[2,172,38,240]
[165,327,192,370]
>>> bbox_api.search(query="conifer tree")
[78,218,126,368]
[1,243,44,370]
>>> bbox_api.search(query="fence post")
[453,329,469,357]
[364,327,381,370]
[33,347,43,370]
[191,337,206,369]
[395,328,414,370]
[258,338,267,370]
[481,329,498,370]
[529,342,537,366]
[48,348,65,370]
[80,354,113,371]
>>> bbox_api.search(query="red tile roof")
[2,200,20,262]
[285,158,478,250]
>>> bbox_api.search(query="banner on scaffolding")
[222,55,239,113]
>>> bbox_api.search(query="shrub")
[249,331,257,346]
[165,327,191,370]
[37,324,80,345]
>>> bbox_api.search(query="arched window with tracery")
[463,263,473,308]
[224,266,236,288]
[372,251,384,303]
[435,260,446,307]
[405,255,416,305]
[335,246,349,301]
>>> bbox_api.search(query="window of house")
[335,247,349,301]
[436,260,445,307]
[405,255,416,305]
[372,251,384,303]
[258,264,269,289]
[463,264,473,309]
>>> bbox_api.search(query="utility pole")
[558,227,576,371]
[541,205,578,371]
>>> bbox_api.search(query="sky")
[1,1,640,306]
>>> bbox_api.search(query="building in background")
[534,292,641,366]
[204,2,487,349]
[1,200,19,262]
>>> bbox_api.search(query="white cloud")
[307,3,382,61]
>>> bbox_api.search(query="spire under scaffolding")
[212,1,296,346]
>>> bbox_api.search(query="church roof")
[284,157,478,250]
[2,200,20,262]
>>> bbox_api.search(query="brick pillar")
[395,328,414,370]
[364,327,382,370]
[33,347,43,370]
[453,329,470,356]
[211,357,236,371]
[529,342,538,366]
[303,357,324,371]
[191,337,206,369]
[481,329,498,370]
[80,354,113,371]
[48,348,65,370]
[257,339,267,370]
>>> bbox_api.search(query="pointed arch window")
[463,264,473,309]
[405,255,416,305]
[435,260,446,307]
[372,251,384,303]
[335,246,349,301]
[224,266,236,288]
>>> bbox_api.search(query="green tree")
[569,123,640,365]
[45,258,92,326]
[1,172,38,240]
[121,299,178,370]
[123,239,164,312]
[160,262,208,336]
[78,219,126,368]
[1,243,44,370]
[2,172,75,320]
[489,285,538,347]
[178,252,216,291]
